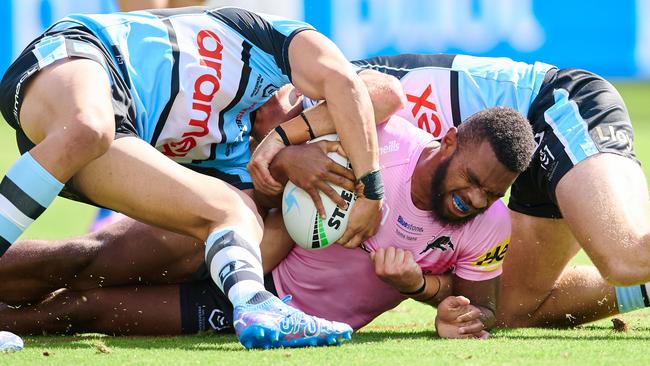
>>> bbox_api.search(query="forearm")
[405,273,453,306]
[453,276,499,330]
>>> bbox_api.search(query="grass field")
[2,83,650,365]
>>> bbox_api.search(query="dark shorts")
[179,273,278,334]
[0,26,138,203]
[0,26,251,204]
[508,68,638,218]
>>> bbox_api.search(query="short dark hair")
[456,107,535,173]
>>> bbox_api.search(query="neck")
[411,142,440,210]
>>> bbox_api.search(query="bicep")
[287,30,356,99]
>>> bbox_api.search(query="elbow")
[382,75,407,115]
[359,70,406,123]
[321,67,361,93]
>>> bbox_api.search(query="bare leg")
[498,212,578,327]
[259,209,295,274]
[0,218,203,305]
[498,153,650,327]
[557,154,650,285]
[536,265,617,325]
[0,209,293,305]
[0,286,183,336]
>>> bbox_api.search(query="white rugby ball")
[282,135,356,249]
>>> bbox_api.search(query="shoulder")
[377,116,433,146]
[460,200,511,240]
[376,116,434,168]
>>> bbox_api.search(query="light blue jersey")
[353,54,555,139]
[50,7,313,183]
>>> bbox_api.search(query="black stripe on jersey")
[150,18,180,147]
[450,70,461,127]
[207,7,312,79]
[200,41,253,163]
[351,54,457,79]
[0,177,46,220]
[641,285,650,307]
[0,236,10,257]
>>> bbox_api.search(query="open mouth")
[451,193,470,214]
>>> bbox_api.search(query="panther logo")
[419,235,454,254]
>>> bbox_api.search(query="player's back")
[353,54,555,140]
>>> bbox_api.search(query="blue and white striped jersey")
[51,7,313,178]
[352,54,555,139]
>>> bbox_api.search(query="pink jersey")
[272,116,511,330]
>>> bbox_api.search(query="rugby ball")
[282,135,356,249]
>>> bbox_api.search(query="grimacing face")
[430,141,518,225]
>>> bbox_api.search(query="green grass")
[2,83,650,364]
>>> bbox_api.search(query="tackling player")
[0,6,392,349]
[0,111,536,339]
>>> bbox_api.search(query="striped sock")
[204,228,266,307]
[0,152,63,255]
[615,284,650,313]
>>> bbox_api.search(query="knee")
[497,281,551,328]
[60,112,114,159]
[597,258,650,287]
[41,289,96,332]
[194,195,263,243]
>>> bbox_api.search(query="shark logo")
[420,236,454,254]
[283,186,300,215]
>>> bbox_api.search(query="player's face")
[251,85,304,141]
[430,141,517,225]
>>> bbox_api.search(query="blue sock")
[615,285,650,313]
[204,228,266,307]
[0,152,63,255]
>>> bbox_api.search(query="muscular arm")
[253,33,404,248]
[251,69,403,210]
[287,30,379,178]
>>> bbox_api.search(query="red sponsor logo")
[163,29,224,157]
[406,84,442,138]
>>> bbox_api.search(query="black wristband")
[417,275,441,303]
[358,169,384,200]
[400,274,426,296]
[300,112,316,140]
[274,126,291,146]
